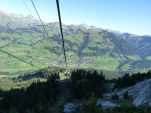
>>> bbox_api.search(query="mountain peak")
[0,11,39,28]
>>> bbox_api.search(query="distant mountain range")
[0,11,151,76]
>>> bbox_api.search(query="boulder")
[63,103,77,113]
[96,99,119,109]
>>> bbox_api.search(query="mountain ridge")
[0,11,151,76]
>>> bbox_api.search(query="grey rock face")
[63,103,77,113]
[117,79,151,107]
[96,99,119,109]
[132,79,151,106]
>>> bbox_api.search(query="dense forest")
[0,69,151,113]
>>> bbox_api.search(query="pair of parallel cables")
[30,0,67,67]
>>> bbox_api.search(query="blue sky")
[0,0,150,35]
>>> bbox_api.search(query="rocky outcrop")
[117,79,151,107]
[96,99,119,109]
[63,103,78,113]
